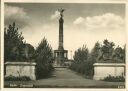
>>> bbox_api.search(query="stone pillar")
[53,9,68,67]
[58,17,64,50]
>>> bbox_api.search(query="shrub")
[4,76,31,81]
[35,38,54,79]
[102,75,125,82]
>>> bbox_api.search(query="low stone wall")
[93,63,125,80]
[5,62,36,80]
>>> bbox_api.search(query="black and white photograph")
[3,2,126,88]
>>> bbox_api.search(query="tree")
[4,22,24,61]
[73,45,89,63]
[87,42,101,76]
[35,38,54,79]
[90,42,101,62]
[70,45,90,77]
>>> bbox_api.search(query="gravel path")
[32,68,125,88]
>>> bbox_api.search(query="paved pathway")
[32,68,124,88]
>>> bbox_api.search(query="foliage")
[35,38,54,79]
[4,76,31,81]
[91,42,101,60]
[73,45,89,62]
[102,75,125,82]
[4,22,25,61]
[4,23,36,62]
[70,43,102,78]
[87,42,101,76]
[69,45,92,78]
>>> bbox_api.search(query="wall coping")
[5,62,36,66]
[93,63,125,67]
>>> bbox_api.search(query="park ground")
[4,68,125,88]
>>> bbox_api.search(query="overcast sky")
[4,3,126,59]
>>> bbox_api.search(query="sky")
[4,3,126,59]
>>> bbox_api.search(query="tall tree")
[70,45,90,77]
[87,42,101,76]
[35,38,54,79]
[90,42,101,62]
[4,22,24,61]
[73,45,89,63]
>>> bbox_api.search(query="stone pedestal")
[5,62,36,80]
[93,63,125,80]
[54,50,68,67]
